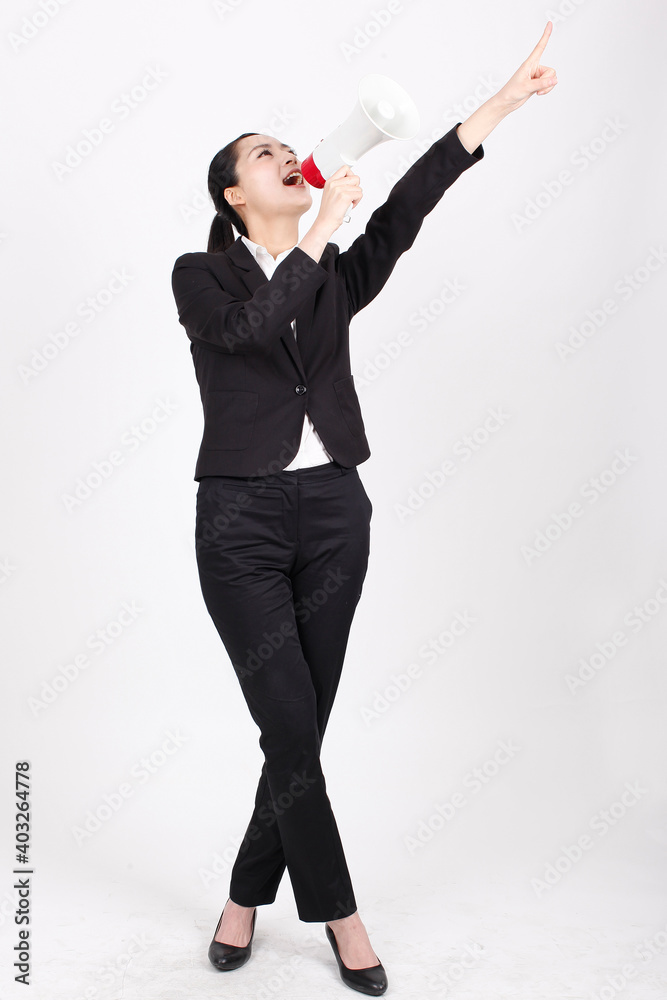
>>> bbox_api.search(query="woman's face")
[225,134,312,221]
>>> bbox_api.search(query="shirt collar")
[241,234,296,264]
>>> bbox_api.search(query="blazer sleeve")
[336,122,484,319]
[171,246,328,356]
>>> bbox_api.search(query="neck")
[244,214,300,260]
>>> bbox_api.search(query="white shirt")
[240,234,334,471]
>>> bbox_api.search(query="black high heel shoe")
[208,899,257,972]
[325,922,388,995]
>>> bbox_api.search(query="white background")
[2,0,667,997]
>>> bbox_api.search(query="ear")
[225,186,244,207]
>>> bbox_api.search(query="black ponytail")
[207,132,256,253]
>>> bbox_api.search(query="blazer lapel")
[282,242,334,369]
[224,238,306,377]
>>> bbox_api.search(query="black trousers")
[195,460,373,922]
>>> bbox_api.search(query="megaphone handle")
[343,200,353,224]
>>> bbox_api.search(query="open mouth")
[283,170,304,186]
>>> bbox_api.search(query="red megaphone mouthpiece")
[301,149,327,189]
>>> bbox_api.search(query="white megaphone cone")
[301,74,420,221]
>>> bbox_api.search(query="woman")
[171,23,556,995]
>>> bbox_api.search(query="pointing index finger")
[529,21,553,62]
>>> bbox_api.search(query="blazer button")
[295,384,307,394]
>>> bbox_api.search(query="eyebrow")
[247,141,296,157]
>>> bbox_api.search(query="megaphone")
[301,74,420,221]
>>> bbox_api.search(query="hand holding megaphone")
[317,164,364,230]
[301,73,420,224]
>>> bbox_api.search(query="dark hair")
[207,132,257,253]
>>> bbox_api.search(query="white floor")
[6,867,667,1000]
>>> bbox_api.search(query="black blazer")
[171,122,484,480]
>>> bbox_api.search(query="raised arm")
[457,20,558,153]
[337,20,557,318]
[335,122,484,319]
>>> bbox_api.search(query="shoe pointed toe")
[208,905,256,972]
[342,961,388,995]
[325,922,388,996]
